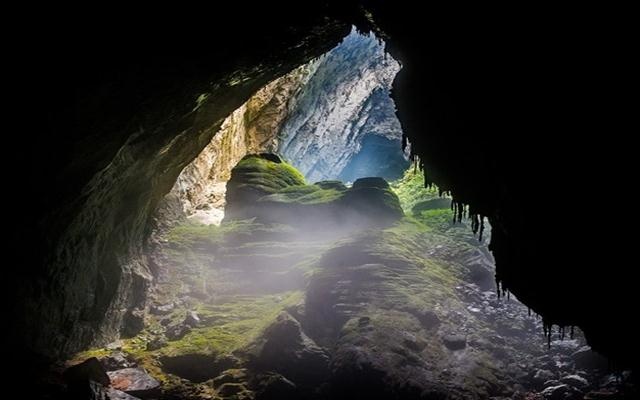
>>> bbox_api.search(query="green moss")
[166,219,259,249]
[230,155,306,195]
[391,168,441,213]
[261,184,345,205]
[71,348,110,363]
[417,208,455,231]
[159,292,303,357]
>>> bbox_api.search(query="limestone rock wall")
[277,29,405,182]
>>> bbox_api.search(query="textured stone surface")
[107,368,160,398]
[278,28,406,181]
[162,63,316,223]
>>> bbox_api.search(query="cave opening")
[54,28,628,400]
[168,28,409,227]
[20,9,638,399]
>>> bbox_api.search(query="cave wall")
[277,28,405,181]
[162,63,316,223]
[10,5,355,363]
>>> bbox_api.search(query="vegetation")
[228,154,306,196]
[160,292,303,357]
[391,168,441,212]
[69,165,499,398]
[260,184,345,205]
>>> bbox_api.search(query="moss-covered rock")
[224,154,403,229]
[224,154,306,221]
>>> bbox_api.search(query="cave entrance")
[68,27,607,400]
[166,27,408,226]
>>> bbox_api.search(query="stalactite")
[542,320,552,349]
[471,214,479,234]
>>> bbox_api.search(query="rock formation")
[224,154,403,228]
[277,28,407,181]
[165,28,407,227]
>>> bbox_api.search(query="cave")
[9,3,638,400]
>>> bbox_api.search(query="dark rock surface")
[99,352,133,371]
[160,354,236,383]
[63,357,110,387]
[252,373,298,400]
[252,312,330,388]
[442,334,467,351]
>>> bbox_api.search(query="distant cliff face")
[163,64,315,224]
[165,29,406,225]
[277,29,407,182]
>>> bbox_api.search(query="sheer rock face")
[277,29,405,182]
[162,64,315,223]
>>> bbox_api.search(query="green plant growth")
[260,183,345,205]
[228,155,306,197]
[160,292,304,357]
[391,168,441,213]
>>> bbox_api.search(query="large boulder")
[224,154,306,221]
[252,373,298,400]
[251,312,329,387]
[224,154,403,229]
[107,368,160,398]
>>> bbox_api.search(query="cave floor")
[70,179,629,400]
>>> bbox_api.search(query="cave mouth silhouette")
[10,5,638,399]
[55,29,630,400]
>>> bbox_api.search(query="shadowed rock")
[251,312,330,387]
[63,357,110,387]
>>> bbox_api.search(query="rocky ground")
[60,160,635,399]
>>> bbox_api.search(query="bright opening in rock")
[167,28,408,226]
[61,27,622,400]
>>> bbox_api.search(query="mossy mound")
[351,176,389,189]
[314,180,347,190]
[411,197,452,215]
[224,154,306,221]
[224,154,403,229]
